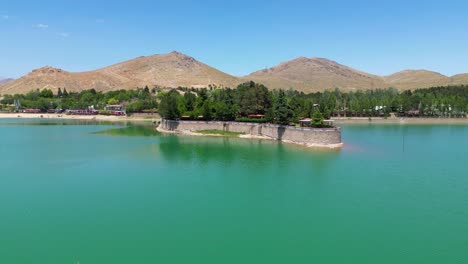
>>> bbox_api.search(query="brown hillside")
[0,51,240,95]
[0,78,14,86]
[450,74,468,86]
[0,66,129,95]
[96,51,239,89]
[244,57,385,92]
[2,52,468,94]
[383,70,450,89]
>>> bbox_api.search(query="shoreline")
[333,117,468,125]
[1,113,466,125]
[0,113,158,122]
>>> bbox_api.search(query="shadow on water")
[157,136,242,165]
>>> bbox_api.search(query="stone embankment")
[157,119,342,149]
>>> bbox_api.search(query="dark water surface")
[0,119,467,263]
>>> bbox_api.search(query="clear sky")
[1,0,468,78]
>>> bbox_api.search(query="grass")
[196,129,245,136]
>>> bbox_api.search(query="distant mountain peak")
[31,66,68,75]
[2,53,468,94]
[0,52,239,94]
[0,78,14,86]
[394,69,440,74]
[245,56,384,91]
[169,50,184,55]
[167,51,193,59]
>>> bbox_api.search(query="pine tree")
[274,90,292,125]
[311,110,324,127]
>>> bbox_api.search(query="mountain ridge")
[1,52,467,94]
[0,78,14,86]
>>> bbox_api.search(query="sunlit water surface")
[0,119,467,263]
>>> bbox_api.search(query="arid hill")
[383,70,450,90]
[450,73,468,86]
[1,52,467,95]
[0,78,14,86]
[243,57,385,92]
[244,58,467,91]
[0,51,239,95]
[96,51,239,89]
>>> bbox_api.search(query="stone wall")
[159,119,342,148]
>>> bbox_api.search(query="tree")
[108,98,119,105]
[57,88,63,98]
[274,90,292,125]
[235,81,272,116]
[311,110,324,127]
[40,89,53,98]
[63,88,69,97]
[159,90,181,119]
[201,100,213,120]
[183,92,196,112]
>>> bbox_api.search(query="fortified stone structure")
[158,119,342,148]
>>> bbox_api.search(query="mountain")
[245,58,468,91]
[0,51,239,95]
[1,52,468,95]
[383,70,450,90]
[0,78,14,86]
[451,73,468,85]
[244,57,385,91]
[96,51,239,89]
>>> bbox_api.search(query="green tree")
[311,110,324,127]
[40,89,53,98]
[235,81,272,116]
[183,92,197,112]
[201,99,213,120]
[274,90,292,125]
[159,90,181,119]
[108,98,119,105]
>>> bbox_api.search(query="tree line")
[158,82,468,123]
[1,82,467,124]
[0,86,158,113]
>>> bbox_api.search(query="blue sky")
[1,0,468,78]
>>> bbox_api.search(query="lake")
[0,119,467,263]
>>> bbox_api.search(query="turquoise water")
[0,119,467,263]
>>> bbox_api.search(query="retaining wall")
[159,120,342,148]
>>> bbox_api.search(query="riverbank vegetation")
[0,87,158,113]
[1,82,467,125]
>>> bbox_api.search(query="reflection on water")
[1,121,467,263]
[92,125,160,137]
[156,134,341,172]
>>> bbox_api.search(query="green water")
[0,119,467,263]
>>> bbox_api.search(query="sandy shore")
[333,117,468,125]
[0,113,159,122]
